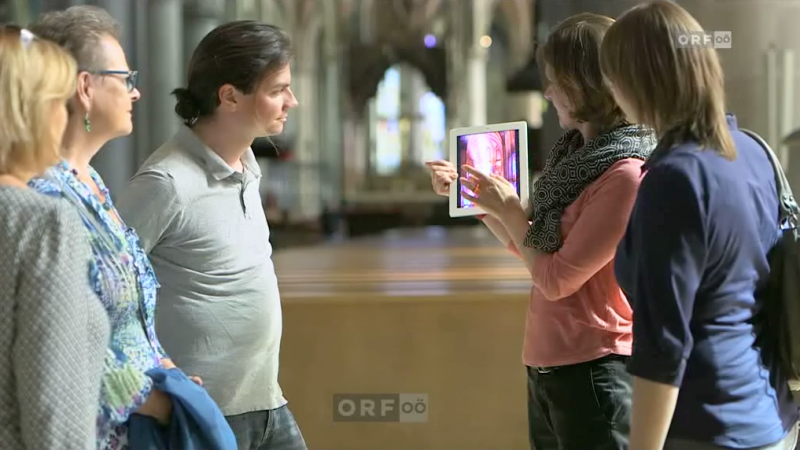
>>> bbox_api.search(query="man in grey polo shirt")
[116,22,303,450]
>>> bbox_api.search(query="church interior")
[5,0,800,448]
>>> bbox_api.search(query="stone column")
[343,117,367,196]
[90,0,136,197]
[321,0,344,206]
[399,64,425,164]
[465,0,493,126]
[224,0,236,21]
[410,70,427,162]
[183,0,224,67]
[257,0,289,197]
[465,50,488,126]
[132,0,151,167]
[147,0,183,151]
[234,0,262,20]
[445,0,466,131]
[678,0,800,189]
[10,0,30,24]
[259,0,287,27]
[294,45,320,222]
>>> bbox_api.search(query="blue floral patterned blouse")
[30,161,168,450]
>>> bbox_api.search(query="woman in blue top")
[600,1,799,449]
[27,6,193,449]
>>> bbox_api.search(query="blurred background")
[4,1,800,449]
[4,0,800,246]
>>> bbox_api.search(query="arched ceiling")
[354,0,533,66]
[273,0,321,55]
[493,0,535,67]
[356,0,447,42]
[273,0,533,66]
[345,0,450,116]
[272,0,536,116]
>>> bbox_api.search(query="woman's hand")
[136,388,173,425]
[425,160,458,196]
[459,165,520,217]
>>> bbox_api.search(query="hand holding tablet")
[459,165,522,217]
[425,160,458,197]
[447,121,529,218]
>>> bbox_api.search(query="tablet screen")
[455,129,521,209]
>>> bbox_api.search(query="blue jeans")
[225,405,307,450]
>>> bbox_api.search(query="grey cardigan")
[0,186,110,450]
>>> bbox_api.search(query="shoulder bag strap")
[740,128,800,230]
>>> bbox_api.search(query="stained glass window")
[372,67,402,174]
[371,65,446,174]
[419,91,446,161]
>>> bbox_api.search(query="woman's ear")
[218,84,240,112]
[75,72,93,112]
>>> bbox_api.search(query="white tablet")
[449,121,529,218]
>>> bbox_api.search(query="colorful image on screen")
[456,130,520,208]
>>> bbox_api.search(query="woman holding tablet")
[428,13,655,450]
[601,2,798,449]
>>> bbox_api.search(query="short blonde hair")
[537,13,624,131]
[0,26,77,176]
[600,1,735,159]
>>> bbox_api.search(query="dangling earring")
[83,113,91,133]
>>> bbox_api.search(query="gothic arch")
[357,0,377,41]
[492,0,534,70]
[300,0,323,68]
[271,0,324,68]
[347,0,449,117]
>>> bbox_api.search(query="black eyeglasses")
[85,70,138,93]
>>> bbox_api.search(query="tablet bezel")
[448,121,529,218]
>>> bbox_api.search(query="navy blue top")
[615,115,799,448]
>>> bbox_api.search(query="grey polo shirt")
[116,125,286,416]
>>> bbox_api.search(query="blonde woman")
[601,2,799,449]
[0,25,109,450]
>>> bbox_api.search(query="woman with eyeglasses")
[27,6,182,450]
[0,26,110,450]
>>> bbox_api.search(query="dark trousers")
[527,354,633,450]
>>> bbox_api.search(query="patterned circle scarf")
[524,124,657,253]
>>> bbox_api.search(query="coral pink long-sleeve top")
[514,158,644,367]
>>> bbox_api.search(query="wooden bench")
[275,226,531,450]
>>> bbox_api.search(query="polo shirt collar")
[175,125,261,181]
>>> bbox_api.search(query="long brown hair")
[599,1,735,159]
[537,13,625,131]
